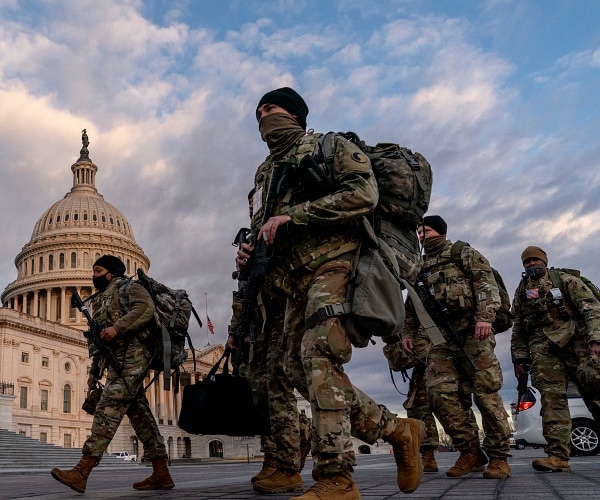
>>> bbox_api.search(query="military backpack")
[317,131,433,226]
[119,269,200,391]
[548,267,600,304]
[450,240,514,333]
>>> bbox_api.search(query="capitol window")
[41,390,49,411]
[63,385,72,413]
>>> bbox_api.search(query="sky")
[1,0,599,417]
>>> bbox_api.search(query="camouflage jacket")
[402,239,500,342]
[511,270,600,362]
[251,131,378,271]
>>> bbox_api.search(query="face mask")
[525,265,546,280]
[93,273,110,291]
[258,113,305,157]
[423,235,447,256]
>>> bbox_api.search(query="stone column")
[60,288,66,324]
[33,290,39,317]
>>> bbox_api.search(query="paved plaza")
[1,448,598,499]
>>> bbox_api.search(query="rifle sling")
[401,278,446,346]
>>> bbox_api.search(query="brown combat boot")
[446,447,488,478]
[385,417,425,493]
[252,454,277,483]
[532,455,571,472]
[51,455,98,493]
[290,470,360,500]
[132,457,175,490]
[483,458,511,479]
[253,469,303,494]
[422,447,439,473]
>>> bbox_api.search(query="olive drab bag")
[450,241,513,333]
[548,267,600,303]
[304,220,405,348]
[318,131,433,226]
[119,269,200,391]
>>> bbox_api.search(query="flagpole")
[205,293,210,346]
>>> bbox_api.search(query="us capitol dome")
[1,130,150,329]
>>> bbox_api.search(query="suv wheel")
[516,442,526,450]
[570,418,600,456]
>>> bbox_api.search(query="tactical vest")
[517,273,578,326]
[420,251,475,313]
[251,133,361,272]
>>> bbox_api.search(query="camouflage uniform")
[240,289,312,474]
[84,278,167,461]
[402,240,511,460]
[511,270,600,460]
[383,328,440,453]
[251,132,401,476]
[381,233,439,455]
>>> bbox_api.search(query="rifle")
[233,162,290,343]
[515,364,531,414]
[415,278,477,376]
[70,292,133,395]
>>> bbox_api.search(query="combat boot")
[446,447,488,478]
[483,458,511,479]
[132,457,175,490]
[290,470,360,500]
[384,417,425,493]
[422,447,439,473]
[51,455,98,493]
[252,454,277,483]
[253,469,303,494]
[532,455,571,472]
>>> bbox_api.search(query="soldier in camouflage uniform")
[51,255,173,493]
[401,216,511,479]
[383,331,441,473]
[236,87,424,499]
[228,266,312,494]
[511,246,600,472]
[381,223,440,473]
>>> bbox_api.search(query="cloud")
[1,0,600,415]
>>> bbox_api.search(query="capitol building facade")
[0,133,259,460]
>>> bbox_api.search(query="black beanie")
[256,87,309,130]
[93,255,126,277]
[423,215,447,235]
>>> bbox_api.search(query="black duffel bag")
[178,347,269,436]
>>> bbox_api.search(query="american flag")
[207,315,215,335]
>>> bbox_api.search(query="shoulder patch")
[351,151,368,163]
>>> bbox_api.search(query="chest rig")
[519,273,575,324]
[419,254,474,312]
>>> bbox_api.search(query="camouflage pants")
[284,255,398,475]
[425,334,511,458]
[529,333,600,460]
[404,363,439,449]
[83,337,167,461]
[246,297,311,473]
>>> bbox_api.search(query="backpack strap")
[450,240,469,275]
